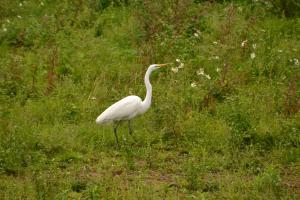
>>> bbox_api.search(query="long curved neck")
[141,66,155,113]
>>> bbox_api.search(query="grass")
[0,0,300,199]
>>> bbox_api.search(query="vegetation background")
[0,0,299,199]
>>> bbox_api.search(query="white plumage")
[95,64,169,145]
[96,95,143,124]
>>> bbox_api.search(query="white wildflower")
[6,19,10,23]
[194,33,199,37]
[196,68,204,76]
[40,1,44,6]
[252,43,257,49]
[213,56,220,60]
[205,74,211,80]
[3,27,7,32]
[91,97,96,100]
[178,63,184,68]
[293,58,299,66]
[277,49,283,53]
[171,67,179,73]
[191,82,197,88]
[196,68,211,79]
[175,58,184,69]
[250,52,256,59]
[216,67,221,72]
[241,40,248,47]
[264,1,271,6]
[17,15,22,19]
[19,2,23,7]
[213,41,218,45]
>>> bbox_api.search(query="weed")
[253,166,282,198]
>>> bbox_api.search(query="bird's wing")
[96,96,142,123]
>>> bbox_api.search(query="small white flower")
[3,27,7,32]
[261,29,266,32]
[19,2,23,7]
[205,74,211,80]
[216,67,221,72]
[91,97,96,100]
[213,41,218,45]
[6,19,10,23]
[171,67,179,73]
[213,56,220,60]
[196,68,204,76]
[277,49,283,53]
[252,44,257,49]
[250,52,256,59]
[40,1,44,6]
[178,63,184,68]
[293,58,299,66]
[176,58,181,63]
[241,40,248,47]
[194,33,199,37]
[17,15,22,19]
[264,1,271,6]
[191,82,197,88]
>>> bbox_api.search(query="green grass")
[0,0,300,199]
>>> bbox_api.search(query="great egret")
[96,63,169,145]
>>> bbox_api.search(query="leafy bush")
[226,110,258,151]
[270,0,300,18]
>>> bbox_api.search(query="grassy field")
[0,0,300,199]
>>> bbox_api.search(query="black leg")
[128,120,136,142]
[113,123,120,146]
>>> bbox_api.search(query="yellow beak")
[157,63,171,67]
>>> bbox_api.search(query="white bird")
[96,63,169,145]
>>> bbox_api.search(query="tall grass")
[0,0,299,199]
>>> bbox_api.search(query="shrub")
[270,0,300,18]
